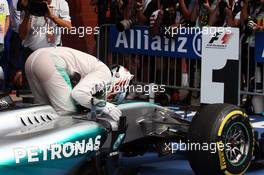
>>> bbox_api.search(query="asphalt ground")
[119,152,264,175]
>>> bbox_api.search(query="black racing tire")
[188,104,254,175]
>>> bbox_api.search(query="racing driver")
[25,47,133,121]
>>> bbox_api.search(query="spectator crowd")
[92,0,264,106]
[93,0,264,33]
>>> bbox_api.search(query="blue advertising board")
[256,32,264,62]
[109,26,202,59]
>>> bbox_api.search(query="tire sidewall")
[212,110,254,175]
[188,104,254,175]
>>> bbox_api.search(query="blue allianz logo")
[109,25,201,59]
[192,31,202,58]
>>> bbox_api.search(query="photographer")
[18,0,72,88]
[19,0,72,47]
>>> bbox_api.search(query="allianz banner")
[256,32,264,62]
[109,25,202,59]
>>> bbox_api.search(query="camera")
[116,17,138,32]
[17,0,48,16]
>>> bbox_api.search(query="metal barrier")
[238,32,264,110]
[239,33,264,96]
[97,25,201,97]
[97,24,264,106]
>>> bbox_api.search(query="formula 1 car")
[0,90,258,175]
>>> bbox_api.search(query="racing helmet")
[107,65,134,104]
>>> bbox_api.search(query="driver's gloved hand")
[97,102,122,121]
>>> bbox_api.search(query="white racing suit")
[25,47,121,120]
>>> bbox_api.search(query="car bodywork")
[0,100,107,175]
[0,94,263,175]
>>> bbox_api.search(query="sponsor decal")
[109,26,201,59]
[206,32,233,49]
[13,135,102,164]
[114,30,188,53]
[217,141,227,170]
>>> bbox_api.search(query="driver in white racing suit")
[25,47,133,121]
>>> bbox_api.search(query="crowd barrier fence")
[97,24,264,106]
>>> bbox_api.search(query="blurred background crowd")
[92,0,263,34]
